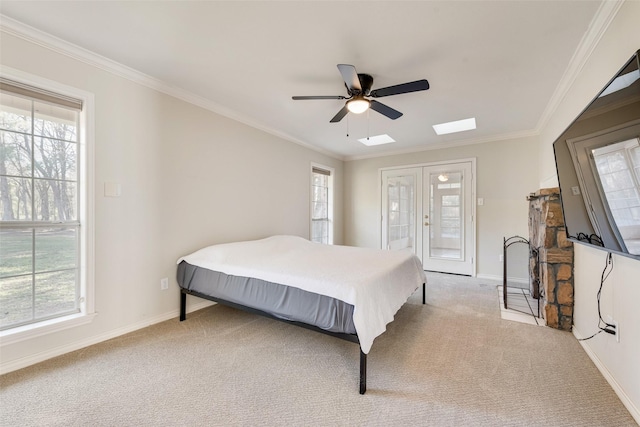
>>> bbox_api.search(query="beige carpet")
[1,272,636,426]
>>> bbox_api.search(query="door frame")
[379,158,477,276]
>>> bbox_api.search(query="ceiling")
[0,1,607,160]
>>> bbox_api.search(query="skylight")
[358,134,396,146]
[433,118,477,135]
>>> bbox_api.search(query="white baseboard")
[477,273,529,286]
[0,300,214,375]
[505,276,529,285]
[573,327,640,425]
[476,273,501,282]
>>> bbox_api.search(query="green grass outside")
[0,228,78,329]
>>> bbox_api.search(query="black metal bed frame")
[180,282,426,394]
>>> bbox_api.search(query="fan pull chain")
[346,115,349,138]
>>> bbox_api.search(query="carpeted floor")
[0,272,636,426]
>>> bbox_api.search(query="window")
[310,165,333,244]
[568,122,640,256]
[0,76,92,335]
[592,138,640,254]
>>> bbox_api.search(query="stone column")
[528,188,574,331]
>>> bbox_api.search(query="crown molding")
[535,0,625,133]
[350,1,626,163]
[344,128,539,162]
[1,1,624,164]
[0,14,342,161]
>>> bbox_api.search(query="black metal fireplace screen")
[503,235,541,317]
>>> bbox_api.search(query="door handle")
[424,222,430,226]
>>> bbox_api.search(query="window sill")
[0,312,97,347]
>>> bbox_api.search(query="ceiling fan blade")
[369,100,403,120]
[330,105,349,123]
[369,79,430,98]
[337,64,362,94]
[292,95,347,100]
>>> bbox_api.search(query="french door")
[422,161,474,275]
[381,168,422,253]
[381,160,475,275]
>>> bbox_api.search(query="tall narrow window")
[0,78,84,331]
[311,165,333,244]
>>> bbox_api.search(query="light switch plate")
[104,182,121,197]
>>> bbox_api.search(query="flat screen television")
[553,49,640,260]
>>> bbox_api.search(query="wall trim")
[573,326,640,425]
[1,1,623,165]
[343,2,624,163]
[0,300,214,375]
[476,273,502,282]
[535,0,625,133]
[0,14,342,161]
[1,0,623,165]
[345,129,539,162]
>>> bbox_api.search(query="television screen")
[553,49,640,259]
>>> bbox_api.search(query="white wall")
[0,31,343,371]
[344,136,539,279]
[538,1,640,421]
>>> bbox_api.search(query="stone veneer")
[528,188,574,331]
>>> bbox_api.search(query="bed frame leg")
[422,282,426,305]
[359,348,367,395]
[180,291,186,321]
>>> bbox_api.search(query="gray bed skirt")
[177,261,357,335]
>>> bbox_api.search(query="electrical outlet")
[607,315,620,343]
[160,277,169,290]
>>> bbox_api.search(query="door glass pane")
[429,171,463,260]
[386,175,415,251]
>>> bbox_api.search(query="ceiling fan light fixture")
[347,97,370,114]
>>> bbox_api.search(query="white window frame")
[568,120,640,254]
[310,163,334,244]
[0,67,95,346]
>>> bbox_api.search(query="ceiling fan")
[292,64,429,123]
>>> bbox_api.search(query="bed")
[176,235,426,394]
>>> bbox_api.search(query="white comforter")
[178,235,426,353]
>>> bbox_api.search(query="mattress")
[177,261,356,334]
[177,235,426,353]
